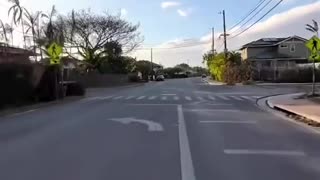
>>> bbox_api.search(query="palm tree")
[306,20,319,96]
[4,23,14,46]
[8,0,27,48]
[0,20,8,43]
[24,9,40,61]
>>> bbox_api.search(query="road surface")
[1,78,320,180]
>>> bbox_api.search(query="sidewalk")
[202,78,224,85]
[268,93,320,124]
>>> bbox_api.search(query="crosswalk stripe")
[241,96,255,101]
[137,96,146,100]
[185,96,192,101]
[149,96,157,100]
[174,96,180,100]
[101,96,114,100]
[113,96,123,100]
[208,96,216,101]
[218,96,230,100]
[230,96,244,101]
[197,96,204,100]
[253,96,262,99]
[161,96,167,100]
[126,96,135,100]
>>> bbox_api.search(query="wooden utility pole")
[212,27,215,53]
[222,10,228,58]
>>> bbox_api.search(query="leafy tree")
[57,9,142,69]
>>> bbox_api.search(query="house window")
[290,44,296,52]
[280,44,288,48]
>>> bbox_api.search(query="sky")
[0,0,320,67]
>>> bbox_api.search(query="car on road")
[156,75,165,81]
[202,74,207,78]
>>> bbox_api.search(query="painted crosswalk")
[83,95,262,103]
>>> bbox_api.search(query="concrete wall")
[70,72,130,88]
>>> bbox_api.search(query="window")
[290,44,296,52]
[280,44,288,48]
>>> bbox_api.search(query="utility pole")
[212,27,215,53]
[222,10,228,58]
[151,48,153,81]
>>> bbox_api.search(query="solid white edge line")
[177,105,196,180]
[199,120,256,124]
[224,149,306,156]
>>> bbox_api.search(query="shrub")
[66,82,85,96]
[128,73,139,82]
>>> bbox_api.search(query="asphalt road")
[1,78,320,180]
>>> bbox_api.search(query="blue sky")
[1,0,320,66]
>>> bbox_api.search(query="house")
[240,35,309,69]
[0,43,34,64]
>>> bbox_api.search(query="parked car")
[202,74,207,78]
[156,75,165,81]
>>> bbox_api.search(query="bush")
[66,82,85,96]
[35,65,61,101]
[128,74,139,82]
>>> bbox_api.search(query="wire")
[230,0,283,39]
[228,0,267,32]
[229,0,273,35]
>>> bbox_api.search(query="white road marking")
[253,96,262,99]
[137,96,146,100]
[126,96,135,100]
[240,96,255,101]
[199,120,256,124]
[188,109,240,112]
[148,96,157,100]
[208,96,216,101]
[101,96,114,100]
[127,103,179,106]
[113,96,124,100]
[185,96,192,101]
[161,96,168,100]
[224,149,306,156]
[218,96,230,100]
[174,96,180,100]
[197,96,204,101]
[10,109,38,117]
[109,117,163,132]
[81,97,101,101]
[162,94,176,96]
[230,96,244,101]
[177,105,196,180]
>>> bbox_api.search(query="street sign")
[47,42,63,65]
[309,53,320,62]
[305,36,320,54]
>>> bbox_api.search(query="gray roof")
[240,36,307,50]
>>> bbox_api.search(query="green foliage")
[204,51,251,84]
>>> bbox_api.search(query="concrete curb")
[257,94,320,134]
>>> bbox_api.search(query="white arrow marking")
[109,117,164,132]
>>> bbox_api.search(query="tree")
[306,19,319,96]
[175,63,191,70]
[0,20,8,43]
[58,9,142,69]
[4,23,14,45]
[24,10,41,60]
[8,0,27,47]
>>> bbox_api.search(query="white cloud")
[133,1,320,67]
[177,9,188,17]
[161,1,181,9]
[120,8,128,17]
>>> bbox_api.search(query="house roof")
[240,35,307,50]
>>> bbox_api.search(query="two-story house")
[240,36,309,70]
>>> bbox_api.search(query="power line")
[228,0,267,32]
[230,0,283,39]
[229,0,273,35]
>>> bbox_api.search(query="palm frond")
[306,27,315,33]
[0,20,8,42]
[306,24,316,32]
[312,19,319,31]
